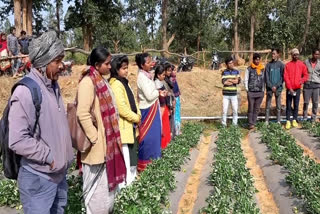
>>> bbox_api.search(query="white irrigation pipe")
[181,116,311,120]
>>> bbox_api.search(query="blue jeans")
[286,89,301,121]
[222,95,238,126]
[11,51,21,75]
[18,167,68,214]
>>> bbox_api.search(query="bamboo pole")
[0,55,29,61]
[202,48,205,68]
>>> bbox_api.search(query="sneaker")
[265,121,269,125]
[285,121,291,129]
[249,125,255,130]
[292,120,298,128]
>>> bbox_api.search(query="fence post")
[202,48,205,68]
[265,53,269,63]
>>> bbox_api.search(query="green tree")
[65,0,123,51]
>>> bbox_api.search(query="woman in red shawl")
[0,33,11,74]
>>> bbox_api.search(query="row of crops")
[201,126,259,214]
[302,120,320,137]
[113,123,203,213]
[1,122,320,214]
[259,123,320,213]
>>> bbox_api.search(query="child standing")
[163,62,176,138]
[170,64,181,135]
[221,56,241,126]
[154,65,171,149]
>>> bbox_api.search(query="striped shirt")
[222,69,241,96]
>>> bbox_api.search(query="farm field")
[0,65,320,214]
[1,0,319,212]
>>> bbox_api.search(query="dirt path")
[248,132,304,214]
[168,132,217,214]
[192,133,217,214]
[0,207,21,214]
[168,136,202,214]
[289,128,320,163]
[242,134,279,214]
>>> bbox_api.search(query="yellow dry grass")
[0,64,237,118]
[0,62,307,119]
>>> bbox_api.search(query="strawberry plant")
[301,121,320,137]
[201,126,260,214]
[259,123,320,213]
[114,123,203,214]
[0,179,20,209]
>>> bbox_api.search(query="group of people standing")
[77,50,181,213]
[8,31,181,214]
[0,27,31,77]
[222,48,320,129]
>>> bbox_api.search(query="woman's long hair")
[87,47,111,67]
[110,55,129,79]
[154,64,165,81]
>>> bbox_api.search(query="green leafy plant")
[301,121,320,137]
[66,175,86,214]
[201,126,260,214]
[114,123,203,214]
[0,179,21,209]
[259,123,320,213]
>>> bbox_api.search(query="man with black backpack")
[6,31,73,214]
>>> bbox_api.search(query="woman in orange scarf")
[244,53,265,129]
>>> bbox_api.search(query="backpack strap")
[11,77,42,134]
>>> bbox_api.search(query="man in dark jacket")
[303,49,320,122]
[19,30,30,55]
[265,48,285,124]
[244,53,265,129]
[7,27,21,78]
[8,31,74,214]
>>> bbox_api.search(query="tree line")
[0,0,319,60]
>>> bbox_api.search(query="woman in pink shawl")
[0,33,11,74]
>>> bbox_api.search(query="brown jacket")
[77,76,107,165]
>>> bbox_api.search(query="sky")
[0,0,74,30]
